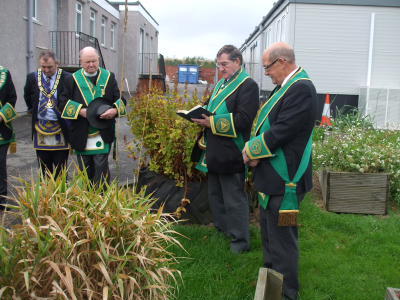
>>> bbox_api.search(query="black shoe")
[283,294,297,300]
[230,242,250,254]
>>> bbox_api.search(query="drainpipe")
[365,12,375,117]
[27,0,35,73]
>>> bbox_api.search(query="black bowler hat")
[87,98,114,129]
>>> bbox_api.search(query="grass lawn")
[171,194,400,300]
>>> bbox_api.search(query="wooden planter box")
[385,287,400,300]
[319,170,388,215]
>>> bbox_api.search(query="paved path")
[7,113,137,188]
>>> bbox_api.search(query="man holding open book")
[192,45,259,253]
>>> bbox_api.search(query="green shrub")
[0,168,182,299]
[127,88,208,185]
[313,110,400,205]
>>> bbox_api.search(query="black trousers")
[0,143,9,207]
[208,172,250,253]
[36,149,69,179]
[77,153,110,185]
[259,194,305,300]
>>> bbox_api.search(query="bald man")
[243,42,317,300]
[60,47,126,184]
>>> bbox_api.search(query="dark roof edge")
[240,0,400,50]
[107,1,159,26]
[240,0,285,50]
[137,1,159,26]
[291,0,400,7]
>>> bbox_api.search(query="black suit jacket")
[204,77,259,174]
[0,69,17,140]
[24,69,72,142]
[253,77,317,195]
[61,70,123,151]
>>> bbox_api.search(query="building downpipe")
[27,0,35,73]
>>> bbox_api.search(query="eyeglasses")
[263,58,279,71]
[216,61,232,68]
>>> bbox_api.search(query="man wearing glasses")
[192,44,259,253]
[243,42,317,300]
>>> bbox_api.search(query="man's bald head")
[80,46,100,74]
[264,42,295,64]
[80,46,99,58]
[262,42,297,85]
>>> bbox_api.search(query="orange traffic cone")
[321,93,332,126]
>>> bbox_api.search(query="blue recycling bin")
[178,64,199,84]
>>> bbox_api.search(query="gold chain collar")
[37,68,63,99]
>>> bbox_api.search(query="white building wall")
[293,4,400,95]
[293,4,372,95]
[370,12,400,89]
[260,4,291,92]
[242,2,400,97]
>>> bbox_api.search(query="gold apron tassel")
[8,142,16,154]
[278,210,299,226]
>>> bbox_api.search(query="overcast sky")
[139,0,275,60]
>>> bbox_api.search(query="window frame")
[110,22,116,49]
[32,0,38,20]
[76,2,83,33]
[101,16,107,46]
[89,9,96,37]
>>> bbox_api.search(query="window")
[276,19,281,42]
[101,16,107,46]
[266,28,272,48]
[250,44,257,77]
[76,2,82,32]
[110,22,116,49]
[90,10,96,37]
[32,0,38,20]
[139,28,144,73]
[150,36,153,53]
[281,15,287,42]
[146,33,149,53]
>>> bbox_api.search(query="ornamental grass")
[0,168,183,299]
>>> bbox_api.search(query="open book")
[176,105,212,122]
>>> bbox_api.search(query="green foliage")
[313,110,400,205]
[333,106,374,130]
[170,194,400,300]
[127,89,207,185]
[165,56,215,68]
[0,168,182,299]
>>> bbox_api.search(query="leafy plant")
[313,109,400,205]
[127,88,208,185]
[333,106,374,130]
[0,168,183,299]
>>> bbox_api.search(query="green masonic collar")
[73,67,110,105]
[207,67,249,114]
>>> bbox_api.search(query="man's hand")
[100,108,118,120]
[242,148,260,167]
[80,108,87,118]
[191,114,211,128]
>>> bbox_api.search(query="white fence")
[359,87,400,129]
